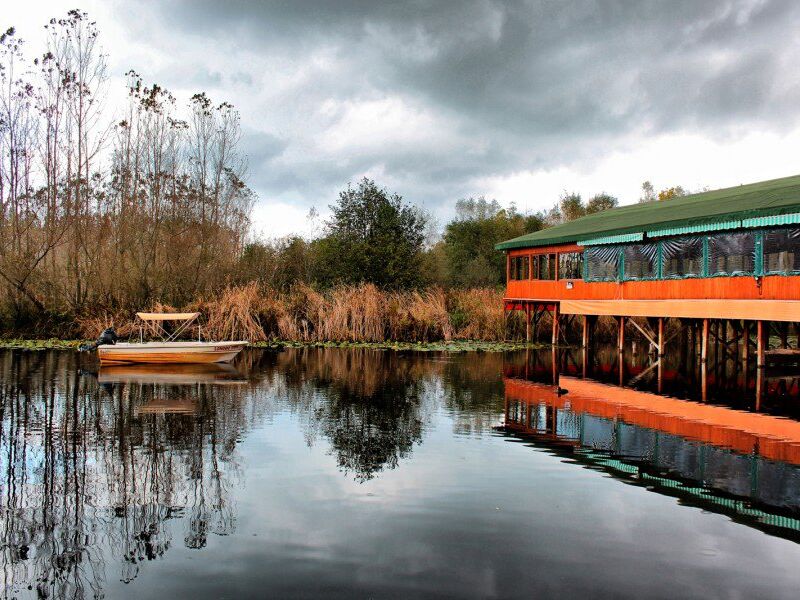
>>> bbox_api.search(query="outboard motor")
[79,327,118,352]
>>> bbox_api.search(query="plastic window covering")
[661,236,704,278]
[763,228,800,274]
[558,252,583,280]
[623,243,659,280]
[708,231,756,276]
[585,246,620,281]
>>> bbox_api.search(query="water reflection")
[503,346,800,541]
[0,352,255,597]
[2,346,800,598]
[0,348,506,598]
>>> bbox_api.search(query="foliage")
[442,196,544,287]
[658,186,687,201]
[311,178,427,289]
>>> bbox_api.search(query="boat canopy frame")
[135,312,202,342]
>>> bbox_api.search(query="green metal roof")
[495,174,800,250]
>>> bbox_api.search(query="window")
[662,236,703,278]
[558,252,583,280]
[533,253,557,280]
[708,232,755,275]
[764,228,800,274]
[585,246,619,281]
[623,243,658,280]
[509,255,529,280]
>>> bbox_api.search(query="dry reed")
[76,283,526,343]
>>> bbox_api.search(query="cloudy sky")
[7,1,800,237]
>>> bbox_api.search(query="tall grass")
[74,283,527,342]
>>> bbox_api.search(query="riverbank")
[0,338,546,353]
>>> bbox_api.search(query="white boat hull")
[98,341,247,365]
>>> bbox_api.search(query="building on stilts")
[496,174,800,402]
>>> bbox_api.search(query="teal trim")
[647,219,741,237]
[657,242,663,279]
[578,232,643,246]
[582,250,588,280]
[742,212,800,227]
[755,231,764,275]
[702,236,709,277]
[618,249,625,281]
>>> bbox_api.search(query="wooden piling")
[657,317,664,357]
[757,320,765,369]
[525,304,532,343]
[551,304,559,347]
[701,318,709,363]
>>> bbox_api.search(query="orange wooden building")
[496,174,800,365]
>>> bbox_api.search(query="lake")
[2,346,800,599]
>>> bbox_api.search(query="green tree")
[558,192,586,222]
[586,192,618,214]
[442,197,544,287]
[312,178,427,289]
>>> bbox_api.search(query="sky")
[6,1,800,238]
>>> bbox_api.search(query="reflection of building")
[503,376,800,540]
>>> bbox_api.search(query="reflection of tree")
[276,348,510,481]
[0,351,256,599]
[281,348,429,481]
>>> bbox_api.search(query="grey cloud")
[108,0,800,213]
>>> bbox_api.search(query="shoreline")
[0,338,546,353]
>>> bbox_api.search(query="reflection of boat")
[98,362,247,385]
[97,312,247,365]
[136,397,198,416]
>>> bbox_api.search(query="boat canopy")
[136,312,200,322]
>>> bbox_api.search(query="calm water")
[2,347,800,599]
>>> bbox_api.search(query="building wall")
[505,243,800,301]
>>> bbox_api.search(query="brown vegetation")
[74,283,525,342]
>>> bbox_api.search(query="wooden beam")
[701,318,709,363]
[658,317,665,358]
[757,320,766,369]
[559,299,800,322]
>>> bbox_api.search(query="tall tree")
[442,196,543,287]
[313,178,426,289]
[586,192,618,214]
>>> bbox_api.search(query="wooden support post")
[581,315,589,349]
[551,304,559,347]
[657,358,663,395]
[525,304,532,343]
[757,320,766,369]
[657,317,664,357]
[755,364,764,412]
[742,321,749,364]
[701,318,709,363]
[701,362,708,403]
[780,322,789,349]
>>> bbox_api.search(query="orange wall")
[505,244,800,301]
